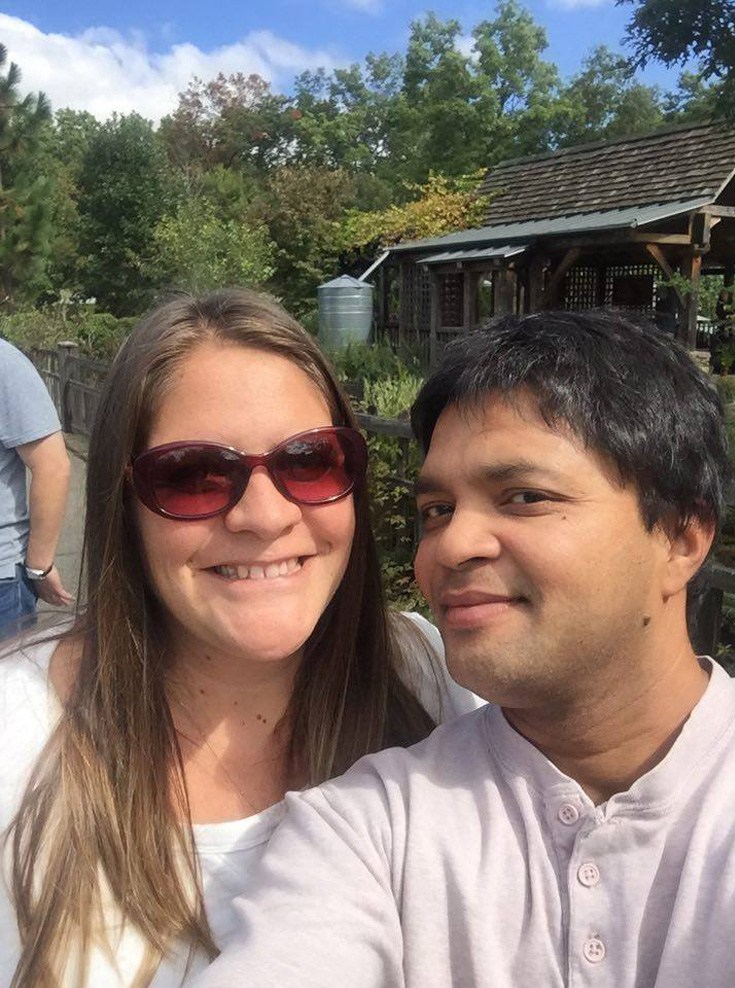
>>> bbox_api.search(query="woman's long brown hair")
[6,289,437,986]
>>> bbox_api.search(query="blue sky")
[0,0,684,122]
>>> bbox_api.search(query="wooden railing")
[26,342,735,659]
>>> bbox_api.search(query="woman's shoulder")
[390,611,485,724]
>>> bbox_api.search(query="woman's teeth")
[212,558,302,580]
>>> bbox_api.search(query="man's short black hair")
[411,310,732,534]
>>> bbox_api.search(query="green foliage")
[151,197,275,295]
[329,341,411,384]
[342,172,489,250]
[0,44,53,307]
[619,0,735,118]
[553,46,663,147]
[364,373,423,418]
[263,166,359,317]
[347,363,426,610]
[0,305,134,358]
[76,113,170,315]
[716,375,735,404]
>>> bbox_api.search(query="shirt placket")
[546,794,617,988]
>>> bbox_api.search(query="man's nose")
[432,509,503,571]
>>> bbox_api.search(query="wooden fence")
[27,342,734,658]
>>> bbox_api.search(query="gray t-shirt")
[0,341,61,578]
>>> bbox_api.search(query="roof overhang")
[388,197,713,257]
[421,243,530,265]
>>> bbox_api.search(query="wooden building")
[383,123,735,360]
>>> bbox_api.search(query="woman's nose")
[223,465,302,536]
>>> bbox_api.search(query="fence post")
[57,341,79,433]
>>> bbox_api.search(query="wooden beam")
[703,205,735,218]
[546,247,581,306]
[644,244,686,308]
[549,232,690,251]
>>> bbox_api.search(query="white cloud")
[0,14,342,124]
[341,0,384,12]
[456,34,476,59]
[548,0,611,8]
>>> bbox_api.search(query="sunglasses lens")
[148,446,242,517]
[274,432,356,503]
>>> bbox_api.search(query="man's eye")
[507,491,550,505]
[419,503,453,522]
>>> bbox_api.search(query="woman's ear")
[661,517,716,600]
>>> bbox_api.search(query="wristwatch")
[24,562,54,581]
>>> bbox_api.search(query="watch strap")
[24,562,54,581]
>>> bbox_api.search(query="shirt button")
[578,862,601,887]
[558,803,579,825]
[583,937,606,963]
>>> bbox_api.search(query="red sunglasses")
[130,426,367,520]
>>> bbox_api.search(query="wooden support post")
[526,255,544,313]
[462,268,476,332]
[494,268,515,315]
[545,247,581,308]
[57,341,79,433]
[429,272,440,368]
[398,261,411,343]
[680,251,702,349]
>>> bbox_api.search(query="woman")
[0,289,480,986]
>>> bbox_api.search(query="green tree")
[342,172,489,250]
[158,73,294,175]
[76,113,169,314]
[151,195,275,295]
[264,166,359,319]
[553,46,663,146]
[619,0,735,117]
[662,70,722,121]
[28,109,101,300]
[0,44,53,306]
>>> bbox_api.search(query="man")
[196,311,735,987]
[0,339,73,636]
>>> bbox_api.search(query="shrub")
[716,375,735,405]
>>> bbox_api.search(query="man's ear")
[661,517,716,599]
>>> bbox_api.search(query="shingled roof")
[478,123,735,225]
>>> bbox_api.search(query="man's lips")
[438,590,526,628]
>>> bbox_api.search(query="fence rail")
[26,341,735,658]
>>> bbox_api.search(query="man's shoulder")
[0,338,31,369]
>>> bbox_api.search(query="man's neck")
[502,645,711,804]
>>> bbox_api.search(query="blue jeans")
[0,565,37,640]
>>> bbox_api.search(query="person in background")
[0,289,481,987]
[0,339,72,637]
[194,310,735,988]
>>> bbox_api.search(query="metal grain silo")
[317,275,374,349]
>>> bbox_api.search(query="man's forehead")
[430,389,569,444]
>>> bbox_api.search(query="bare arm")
[16,432,74,606]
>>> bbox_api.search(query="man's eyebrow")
[414,460,562,496]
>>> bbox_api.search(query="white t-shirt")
[0,613,482,986]
[195,658,735,988]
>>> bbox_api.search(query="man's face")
[414,391,674,710]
